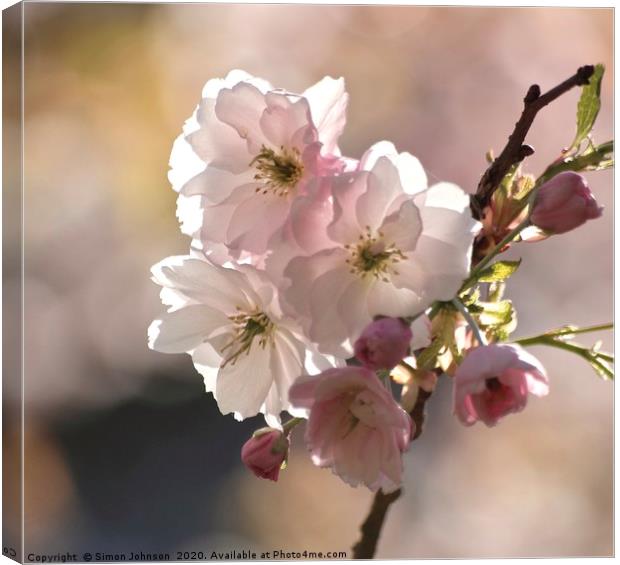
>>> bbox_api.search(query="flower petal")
[148,305,229,354]
[215,341,273,420]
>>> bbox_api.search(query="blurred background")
[3,3,613,559]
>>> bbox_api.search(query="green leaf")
[539,141,613,184]
[487,281,506,303]
[416,338,445,370]
[478,300,514,326]
[570,63,604,152]
[477,299,518,341]
[477,260,522,283]
[588,355,614,381]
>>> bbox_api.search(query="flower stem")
[515,323,613,343]
[513,334,614,379]
[282,417,304,435]
[451,298,487,346]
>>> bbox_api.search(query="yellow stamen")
[250,144,304,197]
[220,308,274,367]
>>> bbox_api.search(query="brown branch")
[351,488,402,559]
[470,65,595,220]
[351,388,433,559]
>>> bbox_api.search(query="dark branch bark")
[470,65,595,220]
[351,388,433,559]
[351,488,402,559]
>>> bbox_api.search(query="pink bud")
[354,317,413,371]
[241,429,289,481]
[530,172,603,234]
[453,344,549,427]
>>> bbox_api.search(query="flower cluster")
[150,70,610,494]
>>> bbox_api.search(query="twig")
[351,388,433,558]
[471,65,595,219]
[351,488,402,559]
[451,298,487,346]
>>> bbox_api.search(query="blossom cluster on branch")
[149,68,613,524]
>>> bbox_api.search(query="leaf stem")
[451,298,487,346]
[514,322,613,343]
[513,335,614,379]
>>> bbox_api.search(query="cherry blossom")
[289,366,412,492]
[453,343,549,427]
[169,70,349,255]
[147,255,341,425]
[282,149,480,356]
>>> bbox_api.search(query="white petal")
[202,69,272,99]
[379,199,423,252]
[148,305,229,354]
[191,342,222,393]
[355,157,406,230]
[410,315,432,351]
[226,192,290,254]
[168,133,206,193]
[176,193,204,237]
[269,330,305,413]
[308,264,355,355]
[215,341,273,420]
[327,172,368,244]
[358,142,427,195]
[189,98,251,174]
[151,255,252,311]
[336,277,372,338]
[391,151,428,196]
[302,76,348,154]
[359,141,398,171]
[282,248,345,320]
[366,280,423,319]
[260,92,314,149]
[215,82,268,149]
[263,383,284,428]
[181,166,257,204]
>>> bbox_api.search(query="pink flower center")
[250,145,304,197]
[345,227,406,282]
[483,377,517,418]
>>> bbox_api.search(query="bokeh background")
[3,3,613,559]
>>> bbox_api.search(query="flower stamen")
[221,308,274,367]
[346,227,407,282]
[250,144,304,197]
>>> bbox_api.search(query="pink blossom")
[169,70,350,255]
[282,144,479,356]
[354,317,412,371]
[289,366,412,492]
[241,428,289,481]
[530,172,603,234]
[147,255,342,426]
[453,344,549,427]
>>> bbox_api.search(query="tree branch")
[471,65,595,220]
[351,488,402,559]
[351,388,433,558]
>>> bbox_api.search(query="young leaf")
[487,281,506,303]
[588,355,614,381]
[570,63,604,152]
[539,140,613,184]
[478,299,517,340]
[477,260,522,283]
